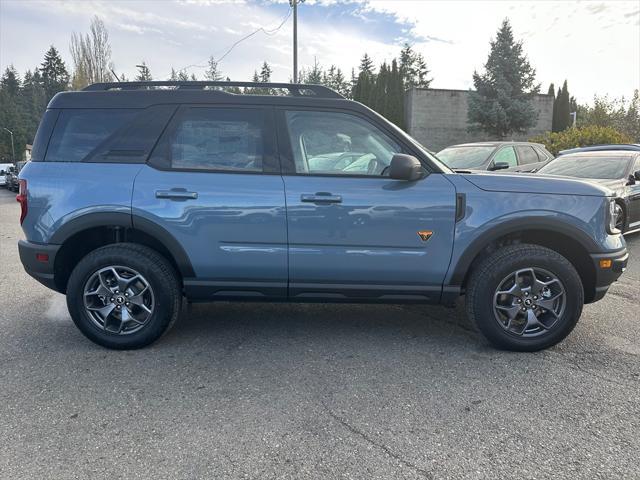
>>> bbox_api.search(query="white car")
[0,163,14,187]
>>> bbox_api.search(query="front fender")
[443,184,624,287]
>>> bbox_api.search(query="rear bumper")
[589,247,628,303]
[18,240,61,292]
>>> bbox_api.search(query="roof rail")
[558,144,640,155]
[83,81,345,99]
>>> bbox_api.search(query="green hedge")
[529,125,633,155]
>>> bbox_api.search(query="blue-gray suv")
[17,81,628,351]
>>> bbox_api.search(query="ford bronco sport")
[17,81,628,351]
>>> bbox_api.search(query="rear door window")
[534,146,551,161]
[45,109,137,162]
[161,107,267,172]
[515,146,539,165]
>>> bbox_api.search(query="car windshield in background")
[436,146,495,169]
[538,155,630,179]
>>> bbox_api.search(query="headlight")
[607,199,621,234]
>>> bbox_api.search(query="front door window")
[285,110,402,176]
[493,146,517,167]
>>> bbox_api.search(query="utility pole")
[2,127,15,162]
[290,0,304,83]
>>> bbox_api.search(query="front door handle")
[301,193,342,204]
[156,189,198,200]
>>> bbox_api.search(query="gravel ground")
[0,187,638,479]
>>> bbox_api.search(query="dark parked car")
[537,150,640,234]
[436,142,554,173]
[5,161,25,192]
[18,81,627,352]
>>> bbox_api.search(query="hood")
[584,178,628,196]
[461,172,613,197]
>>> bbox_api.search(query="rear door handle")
[301,193,342,204]
[155,189,198,200]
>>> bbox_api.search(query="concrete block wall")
[405,88,554,152]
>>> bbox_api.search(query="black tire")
[66,243,182,349]
[466,244,583,352]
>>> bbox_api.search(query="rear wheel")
[66,243,181,349]
[466,244,583,351]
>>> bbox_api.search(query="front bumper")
[18,240,61,292]
[589,247,628,303]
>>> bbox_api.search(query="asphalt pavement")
[0,187,638,479]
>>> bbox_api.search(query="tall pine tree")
[467,19,540,137]
[204,57,223,81]
[40,46,69,100]
[553,80,572,131]
[352,53,376,107]
[134,62,152,81]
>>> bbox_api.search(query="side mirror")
[389,154,424,181]
[490,161,510,171]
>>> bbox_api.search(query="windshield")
[538,155,631,179]
[436,146,495,169]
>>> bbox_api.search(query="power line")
[166,6,293,79]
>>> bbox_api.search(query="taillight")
[16,179,27,225]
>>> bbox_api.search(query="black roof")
[49,81,353,110]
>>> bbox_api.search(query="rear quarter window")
[45,109,137,162]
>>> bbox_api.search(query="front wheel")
[466,244,584,351]
[66,243,182,349]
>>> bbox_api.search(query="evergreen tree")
[169,68,178,81]
[350,68,357,96]
[135,62,152,81]
[554,80,571,132]
[19,69,47,147]
[301,57,323,84]
[414,53,431,88]
[388,59,405,129]
[373,62,389,116]
[177,70,189,81]
[359,54,374,76]
[467,19,540,138]
[552,84,561,132]
[204,57,223,81]
[40,46,69,100]
[0,65,21,95]
[353,53,376,107]
[259,62,272,83]
[399,43,432,89]
[0,66,23,160]
[323,65,350,98]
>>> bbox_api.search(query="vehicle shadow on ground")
[33,292,484,354]
[162,300,483,352]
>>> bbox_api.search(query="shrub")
[529,125,633,155]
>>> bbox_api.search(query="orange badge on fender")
[417,230,433,242]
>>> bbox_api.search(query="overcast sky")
[0,0,638,103]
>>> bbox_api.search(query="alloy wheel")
[83,266,155,335]
[493,267,566,337]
